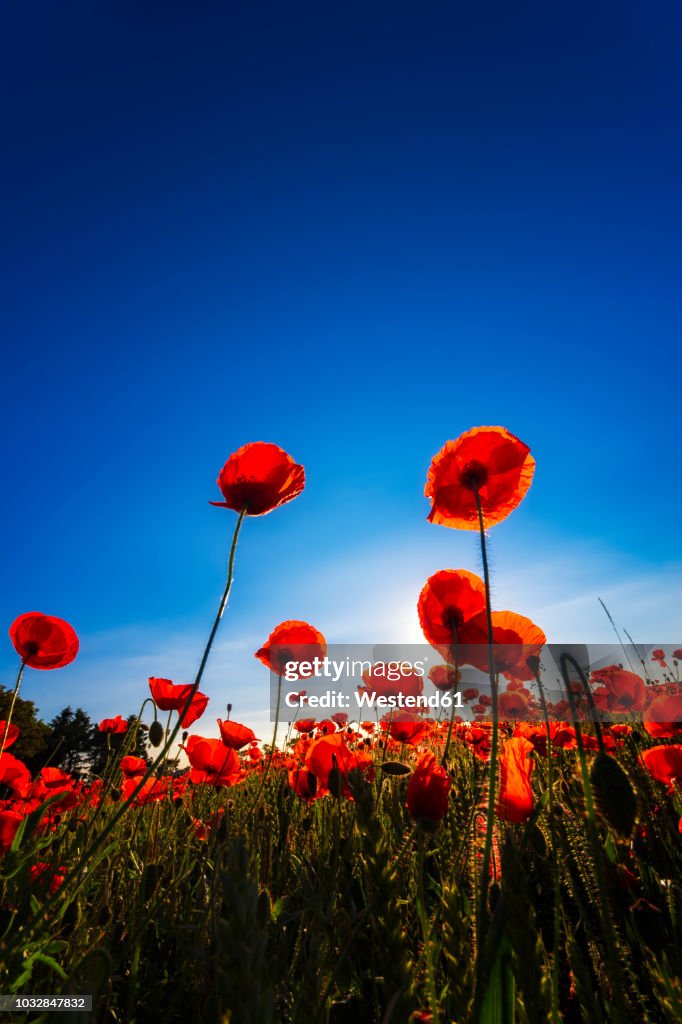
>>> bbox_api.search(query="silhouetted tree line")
[0,686,150,778]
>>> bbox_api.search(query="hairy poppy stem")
[559,653,629,1022]
[17,508,247,945]
[473,488,499,997]
[246,671,283,817]
[0,661,25,759]
[532,663,561,1024]
[194,507,247,691]
[441,628,459,766]
[416,825,440,1024]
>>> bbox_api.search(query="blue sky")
[1,1,680,735]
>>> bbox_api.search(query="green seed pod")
[149,720,164,747]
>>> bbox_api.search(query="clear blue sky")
[1,1,680,732]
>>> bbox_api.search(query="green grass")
[1,723,681,1024]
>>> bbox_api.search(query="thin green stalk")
[0,662,25,758]
[441,628,459,767]
[16,506,247,945]
[532,661,561,1024]
[473,488,499,979]
[417,825,440,1024]
[559,653,629,1022]
[246,671,283,816]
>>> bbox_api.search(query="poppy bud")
[182,731,188,742]
[590,752,637,838]
[149,720,164,747]
[525,654,541,678]
[227,703,232,715]
[327,766,344,798]
[110,788,121,801]
[380,761,411,777]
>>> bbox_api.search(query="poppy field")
[1,428,682,1024]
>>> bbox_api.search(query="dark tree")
[44,706,97,777]
[0,685,52,773]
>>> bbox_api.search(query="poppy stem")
[18,508,248,942]
[473,487,499,994]
[441,628,459,767]
[532,662,561,1024]
[194,507,247,691]
[0,661,25,759]
[416,825,440,1023]
[246,671,283,817]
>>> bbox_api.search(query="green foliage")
[0,684,51,770]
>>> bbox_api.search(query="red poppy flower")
[148,678,209,727]
[640,744,682,787]
[462,610,546,682]
[418,570,487,659]
[651,649,667,666]
[673,649,682,661]
[294,718,317,734]
[497,737,535,823]
[382,711,431,745]
[360,663,424,702]
[98,715,128,734]
[590,666,648,714]
[305,733,362,790]
[119,755,147,777]
[121,776,168,805]
[643,693,682,739]
[29,862,66,895]
[406,752,450,824]
[29,768,79,813]
[185,736,240,787]
[209,442,305,516]
[39,767,75,789]
[255,621,327,676]
[498,689,531,721]
[218,719,257,750]
[0,721,19,749]
[288,766,318,801]
[428,665,461,691]
[609,723,633,739]
[513,721,577,755]
[425,426,535,530]
[9,612,79,670]
[0,752,32,798]
[0,809,25,853]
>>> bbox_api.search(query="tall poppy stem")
[20,507,248,944]
[194,507,247,691]
[532,662,561,1024]
[247,671,282,816]
[441,628,459,766]
[0,661,25,759]
[473,488,499,987]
